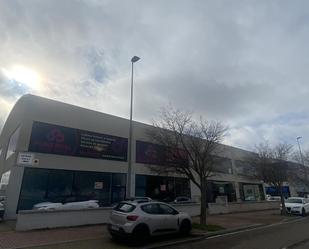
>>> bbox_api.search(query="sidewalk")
[0,224,106,249]
[0,210,297,249]
[193,209,290,230]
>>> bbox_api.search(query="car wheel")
[302,208,306,217]
[132,224,150,245]
[179,219,191,236]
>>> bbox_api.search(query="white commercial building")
[0,94,278,220]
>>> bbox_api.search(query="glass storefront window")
[208,181,236,203]
[135,175,190,202]
[18,168,49,210]
[47,170,74,202]
[111,173,126,204]
[240,183,264,201]
[18,168,126,211]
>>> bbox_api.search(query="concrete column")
[190,180,201,203]
[234,181,242,202]
[130,173,135,197]
[4,166,25,219]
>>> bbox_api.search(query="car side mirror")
[173,210,179,215]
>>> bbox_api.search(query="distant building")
[0,95,276,219]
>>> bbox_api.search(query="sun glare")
[2,65,41,90]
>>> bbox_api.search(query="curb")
[141,217,304,249]
[141,224,263,249]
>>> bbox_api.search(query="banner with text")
[29,121,128,161]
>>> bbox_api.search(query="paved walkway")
[0,210,295,249]
[0,224,105,249]
[193,209,289,229]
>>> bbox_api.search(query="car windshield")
[285,198,303,204]
[113,203,136,213]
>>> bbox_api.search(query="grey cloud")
[1,0,309,151]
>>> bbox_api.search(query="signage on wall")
[160,184,166,191]
[28,121,128,161]
[94,181,103,189]
[17,152,34,166]
[219,186,225,194]
[136,140,188,165]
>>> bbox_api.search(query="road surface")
[162,217,309,249]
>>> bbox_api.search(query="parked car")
[108,201,192,242]
[281,197,309,216]
[125,197,152,203]
[173,196,192,204]
[32,200,99,211]
[267,196,281,201]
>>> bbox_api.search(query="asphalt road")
[161,217,309,249]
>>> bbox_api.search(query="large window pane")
[18,168,127,211]
[234,161,255,177]
[111,173,126,204]
[135,175,190,202]
[212,156,233,174]
[47,170,74,202]
[241,183,264,201]
[18,168,49,210]
[73,171,111,206]
[211,181,236,202]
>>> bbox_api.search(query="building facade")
[0,95,269,219]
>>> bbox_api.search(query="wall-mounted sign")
[136,140,187,165]
[160,184,166,191]
[219,186,225,194]
[17,152,34,166]
[94,181,103,189]
[28,121,128,161]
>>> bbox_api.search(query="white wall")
[15,202,278,231]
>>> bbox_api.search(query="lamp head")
[131,56,140,63]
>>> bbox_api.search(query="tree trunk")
[200,181,207,225]
[279,184,286,216]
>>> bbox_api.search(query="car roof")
[119,200,172,206]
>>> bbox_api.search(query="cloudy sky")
[1,0,309,152]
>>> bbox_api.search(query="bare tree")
[252,142,293,215]
[147,106,227,225]
[290,150,309,193]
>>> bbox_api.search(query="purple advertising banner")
[136,140,188,165]
[136,140,166,165]
[29,121,128,161]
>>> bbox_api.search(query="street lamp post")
[127,56,140,199]
[297,136,307,180]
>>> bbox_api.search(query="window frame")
[6,125,21,160]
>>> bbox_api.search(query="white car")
[126,197,152,202]
[281,197,309,216]
[108,201,192,242]
[33,200,99,211]
[267,196,281,201]
[173,196,192,204]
